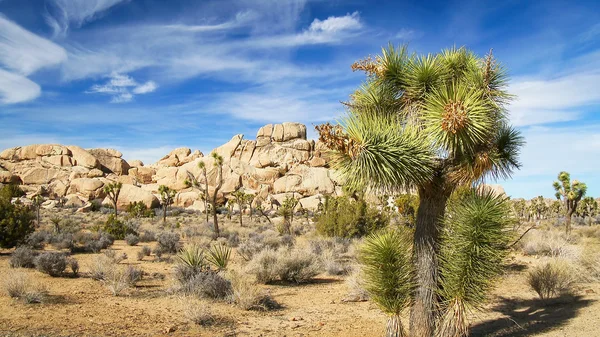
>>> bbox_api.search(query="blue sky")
[0,0,599,199]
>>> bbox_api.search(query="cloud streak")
[45,0,130,37]
[87,73,158,103]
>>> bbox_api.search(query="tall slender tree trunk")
[212,197,219,237]
[565,210,574,235]
[410,176,451,337]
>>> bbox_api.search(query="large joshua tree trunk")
[410,175,452,337]
[386,315,406,337]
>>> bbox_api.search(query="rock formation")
[0,122,335,211]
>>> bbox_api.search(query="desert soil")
[0,214,599,337]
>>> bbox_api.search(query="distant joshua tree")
[103,182,122,217]
[185,161,210,224]
[158,185,176,224]
[553,171,587,234]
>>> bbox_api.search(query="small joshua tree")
[244,193,255,221]
[103,182,122,217]
[185,161,210,224]
[158,185,177,224]
[31,195,44,227]
[231,188,248,227]
[577,196,598,226]
[529,196,548,220]
[211,152,224,237]
[553,171,587,234]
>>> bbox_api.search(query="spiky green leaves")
[329,113,434,192]
[553,171,587,201]
[437,189,512,336]
[360,229,415,316]
[423,84,493,155]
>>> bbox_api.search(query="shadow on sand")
[470,295,594,337]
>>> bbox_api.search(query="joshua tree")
[158,185,176,224]
[244,193,255,221]
[50,216,61,233]
[316,45,523,336]
[211,152,224,236]
[103,182,122,217]
[529,196,548,220]
[553,171,587,234]
[32,195,44,227]
[577,196,598,225]
[254,199,272,225]
[231,188,248,226]
[185,161,210,224]
[549,200,562,218]
[510,199,527,221]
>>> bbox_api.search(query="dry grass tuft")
[527,260,575,300]
[2,270,48,303]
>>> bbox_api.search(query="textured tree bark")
[409,175,451,337]
[386,315,406,337]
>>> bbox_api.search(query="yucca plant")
[437,190,512,337]
[553,171,587,234]
[360,229,414,337]
[317,44,523,335]
[206,244,231,271]
[176,244,207,276]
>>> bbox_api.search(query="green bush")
[102,214,137,240]
[315,196,388,238]
[126,201,154,218]
[394,194,419,224]
[0,185,35,248]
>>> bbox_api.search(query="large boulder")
[88,148,130,175]
[68,178,105,199]
[19,167,65,185]
[0,171,21,184]
[66,145,100,169]
[214,134,243,161]
[273,175,302,194]
[105,184,160,210]
[129,166,156,184]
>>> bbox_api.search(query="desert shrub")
[0,183,25,200]
[67,257,79,276]
[521,229,581,259]
[528,261,574,299]
[247,248,280,284]
[102,214,137,240]
[226,231,240,247]
[315,196,388,238]
[2,270,47,303]
[309,237,352,255]
[206,244,231,271]
[125,234,140,246]
[127,201,154,218]
[344,266,369,302]
[578,249,600,282]
[180,271,231,299]
[89,255,114,280]
[102,266,141,296]
[321,248,350,276]
[35,252,68,277]
[579,226,600,239]
[156,232,180,253]
[49,232,74,250]
[104,249,127,263]
[137,246,152,261]
[238,231,292,261]
[10,246,37,268]
[228,270,279,311]
[276,248,321,283]
[181,297,215,326]
[69,231,114,253]
[26,230,49,249]
[139,230,156,242]
[0,185,36,248]
[394,193,419,224]
[125,265,143,285]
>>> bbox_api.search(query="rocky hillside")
[0,122,340,211]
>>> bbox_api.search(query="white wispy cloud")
[0,15,67,104]
[395,28,422,40]
[44,0,130,37]
[0,69,41,104]
[87,73,158,103]
[508,57,600,126]
[0,15,67,75]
